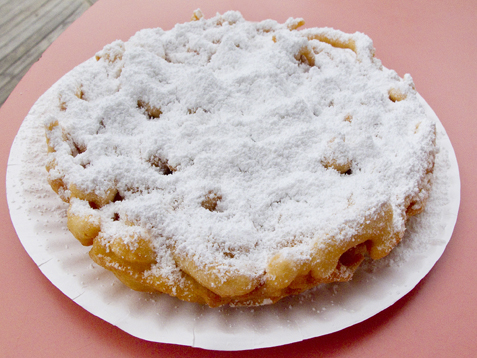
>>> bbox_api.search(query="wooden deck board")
[1,0,85,68]
[0,0,48,35]
[0,0,97,106]
[0,3,89,101]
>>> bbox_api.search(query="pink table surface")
[0,0,475,357]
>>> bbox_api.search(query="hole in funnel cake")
[188,107,208,114]
[59,96,68,111]
[147,155,175,175]
[338,243,368,267]
[71,140,86,157]
[88,201,99,210]
[113,192,124,202]
[296,46,315,66]
[75,86,85,100]
[223,251,235,259]
[137,100,162,119]
[322,158,353,175]
[201,191,222,211]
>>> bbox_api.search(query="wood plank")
[0,74,16,105]
[0,0,97,107]
[0,0,49,35]
[3,2,90,76]
[0,0,81,51]
[0,2,90,104]
[0,0,86,74]
[4,2,90,77]
[0,0,16,11]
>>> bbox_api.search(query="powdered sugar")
[40,11,436,284]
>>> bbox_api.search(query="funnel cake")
[40,10,436,307]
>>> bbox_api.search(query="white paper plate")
[6,95,460,351]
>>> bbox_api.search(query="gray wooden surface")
[0,0,98,107]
